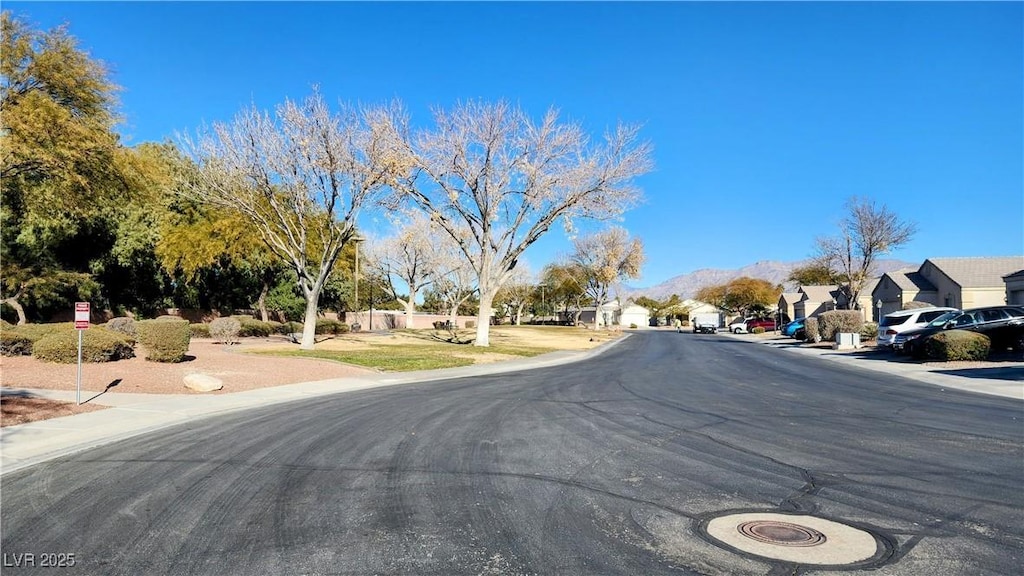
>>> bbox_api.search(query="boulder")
[184,373,223,392]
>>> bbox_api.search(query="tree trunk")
[2,296,27,325]
[515,303,525,326]
[300,292,320,350]
[401,299,415,329]
[257,282,270,322]
[475,291,495,347]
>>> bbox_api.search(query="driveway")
[2,331,1021,575]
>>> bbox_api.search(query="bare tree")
[571,227,645,329]
[179,91,395,349]
[815,196,916,309]
[495,266,535,326]
[380,101,652,346]
[370,214,442,328]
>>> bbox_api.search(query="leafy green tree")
[786,263,839,286]
[1,13,149,322]
[633,294,682,323]
[695,277,781,316]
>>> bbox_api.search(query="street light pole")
[352,235,365,330]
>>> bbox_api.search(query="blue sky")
[8,1,1022,288]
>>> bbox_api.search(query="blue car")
[782,318,806,338]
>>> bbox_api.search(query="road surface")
[2,332,1021,575]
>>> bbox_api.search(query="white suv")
[876,307,959,348]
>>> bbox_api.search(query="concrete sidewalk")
[1,339,626,476]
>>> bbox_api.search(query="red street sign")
[75,302,90,330]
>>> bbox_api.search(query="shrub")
[33,328,135,363]
[859,322,878,342]
[105,317,138,341]
[923,330,991,361]
[902,301,934,310]
[209,317,241,344]
[817,310,863,342]
[234,316,272,338]
[629,323,638,329]
[315,319,349,335]
[266,320,284,334]
[136,318,191,362]
[8,323,72,343]
[189,323,211,338]
[1,332,33,356]
[803,317,820,342]
[286,321,303,334]
[156,314,181,321]
[751,326,765,334]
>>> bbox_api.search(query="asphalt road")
[2,332,1022,575]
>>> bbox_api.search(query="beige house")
[778,292,802,323]
[1005,270,1024,305]
[872,256,1024,313]
[792,285,840,320]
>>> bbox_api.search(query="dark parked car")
[895,305,1024,357]
[746,318,776,332]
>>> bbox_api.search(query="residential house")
[619,304,651,328]
[778,292,802,323]
[871,256,1024,314]
[1005,270,1024,306]
[574,299,651,328]
[792,285,840,320]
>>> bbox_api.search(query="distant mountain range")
[623,259,916,301]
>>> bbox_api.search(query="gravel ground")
[0,338,375,396]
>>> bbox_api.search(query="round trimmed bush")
[33,328,135,363]
[859,322,878,342]
[235,317,272,337]
[923,330,991,361]
[209,317,241,344]
[189,323,211,338]
[315,319,350,335]
[137,318,191,362]
[751,326,765,334]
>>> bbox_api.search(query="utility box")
[834,332,861,350]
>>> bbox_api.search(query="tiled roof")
[888,268,936,292]
[927,257,1024,288]
[1003,269,1024,280]
[779,292,802,305]
[799,285,839,301]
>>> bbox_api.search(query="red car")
[746,318,776,331]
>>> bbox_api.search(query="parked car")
[895,306,1024,357]
[876,307,959,348]
[782,318,806,339]
[729,318,752,334]
[746,318,776,332]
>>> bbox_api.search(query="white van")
[876,307,959,348]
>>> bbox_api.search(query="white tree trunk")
[300,293,320,350]
[475,291,494,347]
[3,296,27,325]
[402,299,415,329]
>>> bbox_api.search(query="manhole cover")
[704,512,879,565]
[738,520,826,547]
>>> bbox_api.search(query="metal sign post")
[74,302,90,405]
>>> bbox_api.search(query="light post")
[352,235,365,330]
[875,299,882,323]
